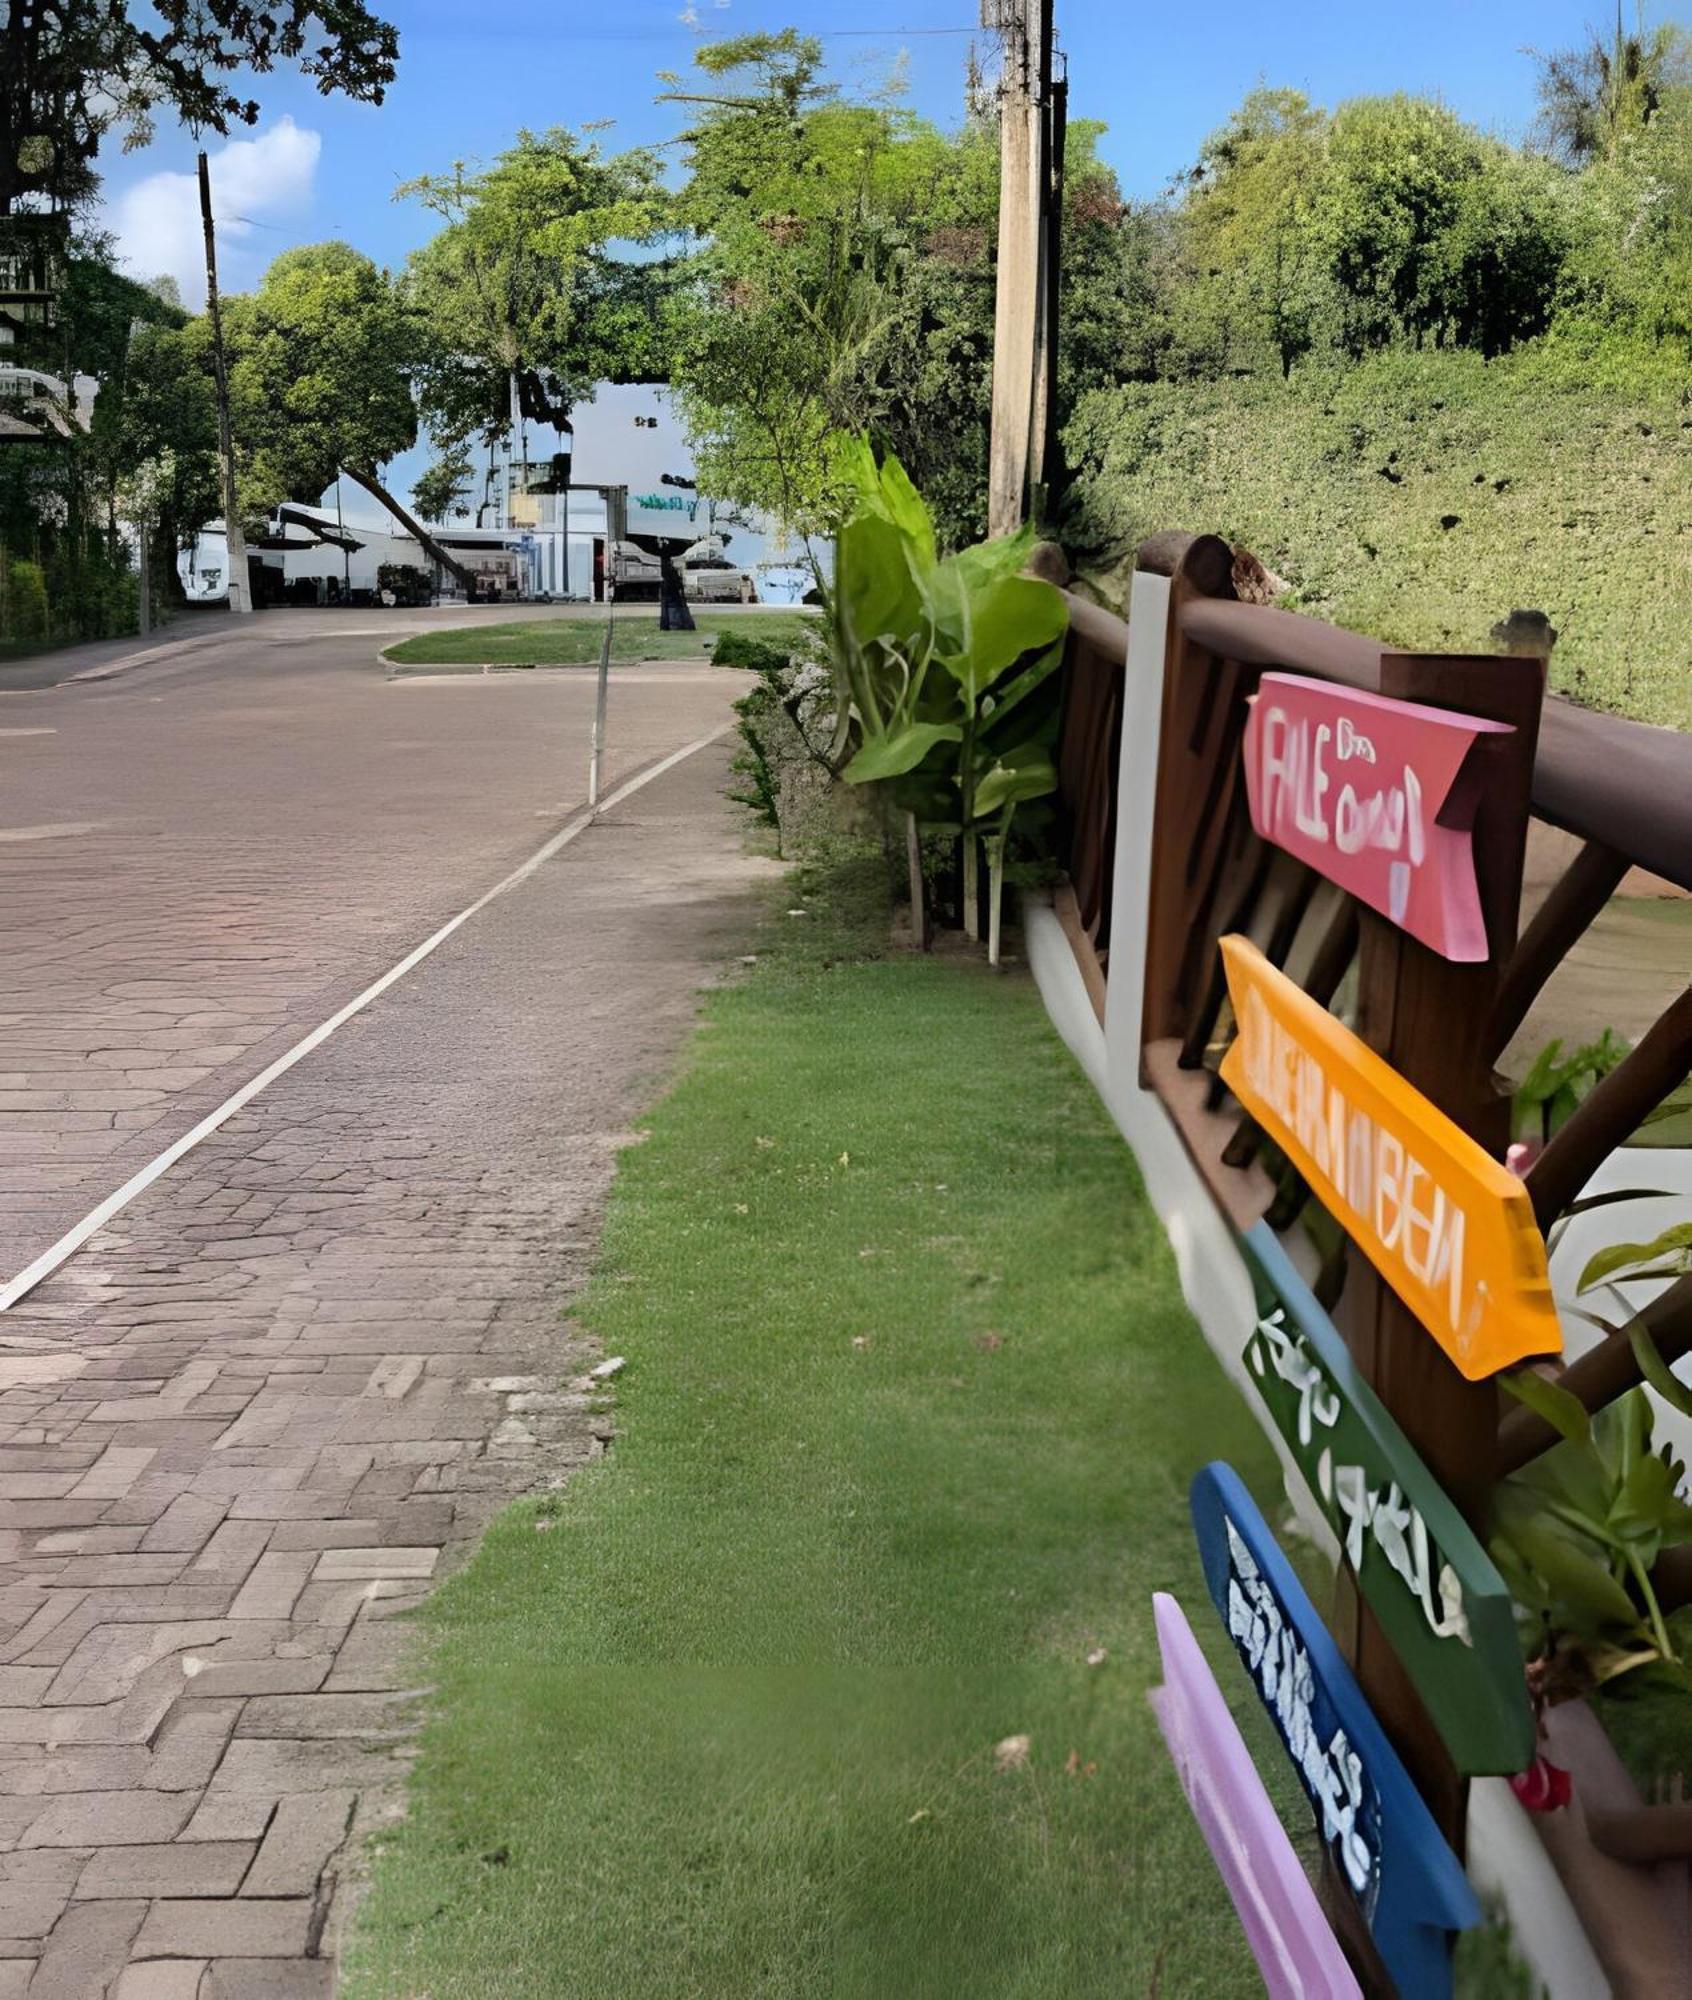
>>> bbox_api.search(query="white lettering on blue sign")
[1224,1519,1377,1900]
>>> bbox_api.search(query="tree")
[1313,96,1565,357]
[667,34,1002,545]
[1,1,398,214]
[1178,90,1330,375]
[399,129,667,504]
[218,241,471,584]
[1531,7,1689,165]
[98,319,222,612]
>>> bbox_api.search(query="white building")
[177,383,825,608]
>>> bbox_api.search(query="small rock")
[590,1356,626,1381]
[994,1734,1032,1774]
[1086,1647,1108,1668]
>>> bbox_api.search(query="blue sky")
[103,0,1631,305]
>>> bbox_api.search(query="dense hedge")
[1062,340,1692,728]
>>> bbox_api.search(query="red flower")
[1511,1756,1573,1812]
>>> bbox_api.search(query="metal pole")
[587,485,624,809]
[588,581,614,808]
[335,469,351,600]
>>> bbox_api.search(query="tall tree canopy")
[665,32,998,543]
[398,129,667,510]
[212,241,471,581]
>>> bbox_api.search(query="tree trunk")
[341,464,475,592]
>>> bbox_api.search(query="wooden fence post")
[1338,647,1546,1856]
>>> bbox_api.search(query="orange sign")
[1219,938,1561,1380]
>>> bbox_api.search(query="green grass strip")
[385,611,819,668]
[341,855,1302,1998]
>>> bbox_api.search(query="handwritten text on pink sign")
[1243,674,1513,962]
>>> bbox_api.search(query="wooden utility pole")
[986,0,1058,538]
[197,150,251,617]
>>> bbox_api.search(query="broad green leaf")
[1595,1386,1652,1485]
[980,640,1064,731]
[1487,1530,1553,1619]
[1495,1505,1642,1635]
[1629,1324,1692,1420]
[1579,1222,1692,1294]
[917,557,970,662]
[1610,1450,1675,1550]
[873,453,937,571]
[973,748,1058,820]
[838,513,923,657]
[1516,1433,1613,1524]
[843,721,962,784]
[1502,1367,1593,1449]
[951,524,1036,588]
[933,574,1069,702]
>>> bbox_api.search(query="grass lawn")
[384,610,819,668]
[338,854,1316,1999]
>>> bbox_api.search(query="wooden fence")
[1050,531,1692,1997]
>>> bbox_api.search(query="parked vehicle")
[377,563,433,607]
[610,536,756,603]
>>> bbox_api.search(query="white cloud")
[104,118,322,307]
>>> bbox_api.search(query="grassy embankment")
[341,852,1317,1998]
[384,610,819,669]
[1065,344,1692,730]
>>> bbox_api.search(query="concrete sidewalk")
[0,743,773,1998]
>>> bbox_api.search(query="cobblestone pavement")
[0,619,747,1279]
[0,630,773,1996]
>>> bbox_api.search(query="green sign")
[1239,1222,1534,1776]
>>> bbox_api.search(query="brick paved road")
[0,620,773,1995]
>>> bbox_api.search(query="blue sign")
[1191,1463,1481,2000]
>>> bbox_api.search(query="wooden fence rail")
[1051,530,1692,1996]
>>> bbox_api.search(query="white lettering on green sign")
[1254,1308,1473,1650]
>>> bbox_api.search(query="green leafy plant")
[831,441,1068,963]
[1511,1029,1632,1145]
[1492,1363,1692,1680]
[712,629,839,854]
[1580,1222,1692,1298]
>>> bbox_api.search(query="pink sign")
[1243,673,1513,962]
[1149,1592,1362,2000]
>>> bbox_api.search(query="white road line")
[0,724,730,1314]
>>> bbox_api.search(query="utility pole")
[986,0,1059,539]
[197,151,251,616]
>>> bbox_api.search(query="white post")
[588,597,613,808]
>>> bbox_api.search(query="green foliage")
[1580,1221,1692,1297]
[1531,15,1691,165]
[1512,1030,1632,1144]
[1,555,49,645]
[1063,346,1692,728]
[1059,40,1692,727]
[1492,1374,1692,1672]
[399,129,667,466]
[665,37,1002,547]
[1,2,398,212]
[224,241,419,509]
[832,445,1066,956]
[711,628,838,850]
